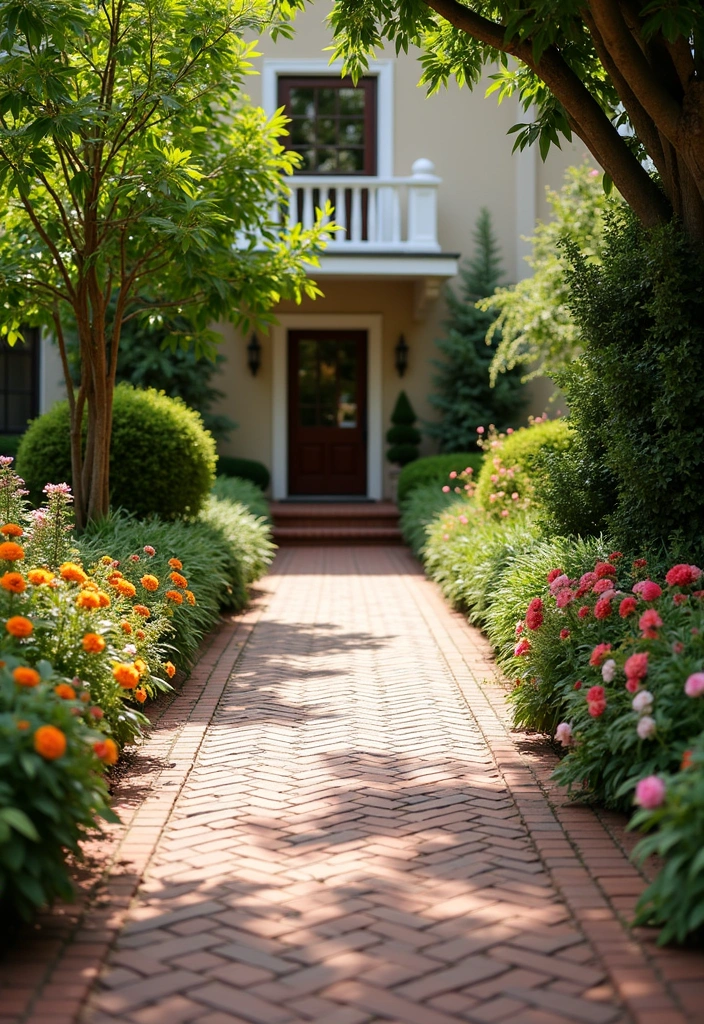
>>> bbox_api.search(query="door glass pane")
[318,339,338,427]
[296,337,359,429]
[337,343,358,427]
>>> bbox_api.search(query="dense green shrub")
[386,391,420,466]
[399,482,457,557]
[0,435,22,459]
[217,456,270,491]
[18,385,217,519]
[397,452,484,505]
[212,475,270,521]
[427,208,524,449]
[474,418,573,519]
[551,215,704,552]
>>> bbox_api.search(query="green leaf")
[0,807,39,841]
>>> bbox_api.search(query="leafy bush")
[386,391,420,466]
[426,208,524,449]
[630,735,704,945]
[397,452,484,505]
[551,215,704,553]
[18,384,217,520]
[399,482,457,557]
[0,435,22,459]
[474,418,573,519]
[0,663,115,920]
[217,457,270,491]
[212,475,270,521]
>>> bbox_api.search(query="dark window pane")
[299,405,317,427]
[337,149,364,172]
[338,88,366,115]
[279,77,376,175]
[289,88,315,117]
[8,394,31,432]
[316,118,338,145]
[289,119,316,145]
[340,119,364,145]
[317,89,338,115]
[0,334,38,433]
[317,149,338,173]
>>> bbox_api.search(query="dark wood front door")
[288,330,367,496]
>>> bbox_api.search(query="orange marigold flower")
[93,738,119,765]
[80,579,98,591]
[165,661,176,679]
[55,683,76,700]
[116,579,137,598]
[13,666,40,687]
[140,574,159,592]
[169,571,188,589]
[0,523,23,537]
[6,615,33,638]
[98,590,111,608]
[34,724,67,760]
[168,557,183,570]
[165,590,183,605]
[0,571,25,594]
[0,541,25,561]
[134,658,147,677]
[134,687,147,704]
[136,629,145,640]
[60,561,87,583]
[107,571,123,585]
[120,621,132,634]
[133,604,150,618]
[79,690,90,702]
[27,568,54,585]
[113,663,140,689]
[16,719,30,730]
[82,632,106,654]
[185,590,196,606]
[76,590,100,609]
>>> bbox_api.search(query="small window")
[278,76,377,175]
[0,328,39,433]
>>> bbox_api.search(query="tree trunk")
[73,318,112,528]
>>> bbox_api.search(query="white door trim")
[271,314,383,501]
[261,59,394,177]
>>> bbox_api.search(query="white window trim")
[271,314,383,501]
[261,59,394,177]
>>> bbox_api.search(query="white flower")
[632,690,654,714]
[601,659,616,683]
[124,643,137,656]
[637,715,657,740]
[555,722,573,747]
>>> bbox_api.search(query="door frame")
[271,314,383,500]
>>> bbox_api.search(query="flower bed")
[0,460,273,919]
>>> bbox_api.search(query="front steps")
[271,501,403,546]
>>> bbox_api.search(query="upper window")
[278,76,377,175]
[0,329,39,434]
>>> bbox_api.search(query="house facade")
[3,1,587,499]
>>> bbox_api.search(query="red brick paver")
[2,547,702,1024]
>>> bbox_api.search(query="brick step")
[273,525,404,546]
[271,501,401,538]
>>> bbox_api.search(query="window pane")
[317,89,338,115]
[7,394,31,432]
[290,119,316,145]
[318,340,337,427]
[289,88,315,117]
[317,149,338,173]
[340,119,364,145]
[316,118,337,146]
[337,343,358,427]
[337,149,364,172]
[338,88,366,115]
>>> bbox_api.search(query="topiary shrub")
[474,418,573,519]
[397,452,484,505]
[217,456,270,490]
[17,384,216,519]
[386,391,420,466]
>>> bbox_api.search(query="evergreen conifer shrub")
[386,391,420,466]
[427,208,524,451]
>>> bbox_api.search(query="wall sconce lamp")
[394,334,409,377]
[247,333,262,376]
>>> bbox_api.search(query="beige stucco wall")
[209,1,597,496]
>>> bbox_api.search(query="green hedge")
[18,385,217,519]
[397,452,484,505]
[217,456,270,491]
[212,475,270,522]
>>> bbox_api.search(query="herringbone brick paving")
[2,547,702,1024]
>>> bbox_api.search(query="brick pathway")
[3,548,703,1024]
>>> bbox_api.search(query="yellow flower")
[112,663,140,689]
[185,590,196,606]
[165,661,176,679]
[76,590,101,609]
[60,561,87,583]
[28,568,54,585]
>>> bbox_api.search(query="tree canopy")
[281,0,704,240]
[0,0,326,524]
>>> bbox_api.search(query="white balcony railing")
[280,158,442,254]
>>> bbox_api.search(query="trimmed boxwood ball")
[17,384,217,519]
[397,452,485,505]
[217,456,270,490]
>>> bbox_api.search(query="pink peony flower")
[632,690,654,714]
[601,659,616,683]
[665,564,702,587]
[514,638,531,657]
[672,641,685,654]
[129,553,140,562]
[639,609,663,638]
[626,678,640,693]
[578,605,590,619]
[526,598,544,631]
[549,573,571,595]
[587,685,605,703]
[579,571,597,589]
[594,597,612,620]
[449,471,457,479]
[609,552,623,561]
[589,643,612,667]
[500,509,510,518]
[547,568,565,584]
[476,426,485,434]
[633,558,648,569]
[633,580,662,601]
[574,680,582,690]
[637,716,657,740]
[515,621,524,636]
[588,700,607,718]
[555,722,573,747]
[459,515,468,525]
[684,673,704,697]
[555,589,575,609]
[635,775,666,809]
[595,561,617,579]
[442,485,450,493]
[560,628,570,640]
[625,652,649,681]
[619,597,638,618]
[143,545,156,556]
[593,578,614,595]
[673,593,688,606]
